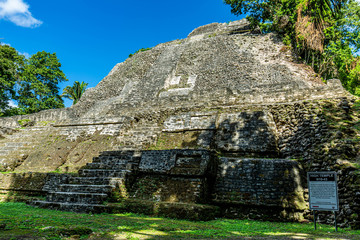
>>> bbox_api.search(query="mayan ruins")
[1,19,359,229]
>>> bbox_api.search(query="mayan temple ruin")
[0,19,359,228]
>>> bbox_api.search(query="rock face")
[0,20,359,228]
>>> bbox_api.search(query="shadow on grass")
[1,203,359,240]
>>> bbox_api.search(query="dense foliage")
[62,81,88,105]
[0,45,68,116]
[0,45,24,114]
[224,0,360,95]
[17,51,67,114]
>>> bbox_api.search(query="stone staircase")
[0,127,49,171]
[32,151,141,212]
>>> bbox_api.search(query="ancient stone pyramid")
[0,20,359,228]
[68,19,344,119]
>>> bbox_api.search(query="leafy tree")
[224,0,360,95]
[0,44,24,115]
[17,51,68,114]
[62,81,88,105]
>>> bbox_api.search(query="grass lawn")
[0,202,359,240]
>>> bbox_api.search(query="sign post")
[307,172,339,232]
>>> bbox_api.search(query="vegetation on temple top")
[128,47,152,58]
[224,0,360,96]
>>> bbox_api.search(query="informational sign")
[307,172,339,211]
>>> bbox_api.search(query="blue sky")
[0,0,242,107]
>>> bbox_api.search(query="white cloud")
[19,51,30,58]
[0,0,42,28]
[8,100,17,108]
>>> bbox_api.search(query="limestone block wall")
[0,108,71,128]
[138,149,213,175]
[101,149,307,219]
[215,111,277,154]
[55,117,133,141]
[213,158,305,209]
[0,172,49,195]
[131,150,215,204]
[154,97,360,227]
[270,103,329,158]
[268,99,360,228]
[161,111,278,155]
[0,95,359,227]
[35,149,309,222]
[129,176,209,203]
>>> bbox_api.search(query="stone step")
[133,129,159,133]
[31,201,108,213]
[47,192,108,204]
[69,177,125,185]
[117,146,142,151]
[118,131,158,137]
[93,155,141,164]
[0,149,30,156]
[3,148,34,153]
[6,133,32,138]
[118,138,156,144]
[133,124,160,128]
[120,133,157,138]
[4,142,28,147]
[6,137,41,142]
[100,150,142,157]
[19,127,47,131]
[118,133,156,138]
[78,169,130,178]
[84,162,130,170]
[58,184,114,193]
[93,155,127,160]
[119,130,158,135]
[90,158,138,166]
[118,141,139,146]
[140,126,161,130]
[0,146,32,151]
[0,150,10,155]
[92,156,135,163]
[1,146,20,151]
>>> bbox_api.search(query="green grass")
[0,202,360,239]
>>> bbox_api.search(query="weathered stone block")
[215,112,278,154]
[163,112,217,132]
[138,149,212,176]
[0,172,48,193]
[213,157,305,210]
[129,175,208,203]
